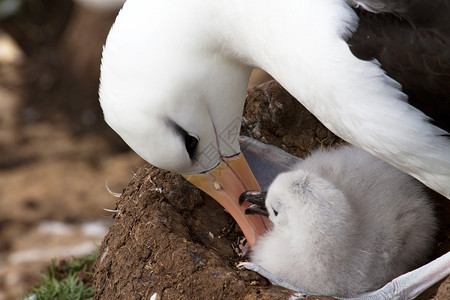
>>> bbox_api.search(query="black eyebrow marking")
[165,118,198,159]
[166,118,188,137]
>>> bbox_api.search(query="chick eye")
[185,135,198,158]
[273,209,278,216]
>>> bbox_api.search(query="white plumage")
[100,0,450,198]
[250,145,437,297]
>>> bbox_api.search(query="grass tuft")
[24,252,97,300]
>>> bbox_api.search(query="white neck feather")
[106,0,450,197]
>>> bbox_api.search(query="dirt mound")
[94,81,450,299]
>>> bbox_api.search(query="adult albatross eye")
[185,135,198,158]
[167,120,199,159]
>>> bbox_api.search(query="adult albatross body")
[100,0,449,243]
[100,0,449,196]
[99,0,450,296]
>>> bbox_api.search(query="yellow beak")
[183,153,268,247]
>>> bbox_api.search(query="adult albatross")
[99,0,450,246]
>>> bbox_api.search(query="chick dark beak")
[240,191,269,217]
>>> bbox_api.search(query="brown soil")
[0,2,144,299]
[94,81,450,299]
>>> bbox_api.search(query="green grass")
[24,252,97,300]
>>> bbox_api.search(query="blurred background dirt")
[0,1,146,298]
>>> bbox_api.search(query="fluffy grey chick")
[244,145,436,297]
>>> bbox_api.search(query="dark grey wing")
[346,0,450,132]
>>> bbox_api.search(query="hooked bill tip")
[239,190,267,206]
